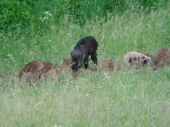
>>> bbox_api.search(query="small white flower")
[148,23,151,28]
[48,13,53,17]
[7,54,12,57]
[51,26,56,29]
[44,16,48,20]
[67,33,72,37]
[104,72,110,79]
[44,11,50,14]
[53,125,62,127]
[132,95,137,100]
[29,51,33,55]
[44,11,52,16]
[85,94,89,97]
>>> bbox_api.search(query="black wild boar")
[71,36,98,71]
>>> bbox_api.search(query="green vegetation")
[0,0,170,126]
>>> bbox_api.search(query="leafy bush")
[0,0,36,32]
[0,0,168,33]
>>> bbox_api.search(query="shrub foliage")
[0,0,168,33]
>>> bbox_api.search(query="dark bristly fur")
[71,36,98,71]
[152,48,170,70]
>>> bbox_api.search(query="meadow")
[0,0,170,127]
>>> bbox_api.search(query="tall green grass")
[1,6,169,71]
[0,2,170,127]
[1,0,168,33]
[1,68,170,126]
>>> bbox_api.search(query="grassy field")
[1,3,170,127]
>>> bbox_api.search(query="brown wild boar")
[41,67,60,81]
[98,59,121,71]
[19,61,43,81]
[152,48,170,70]
[61,57,72,67]
[19,61,58,81]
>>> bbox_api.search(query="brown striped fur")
[61,57,73,67]
[19,61,58,81]
[152,48,170,70]
[41,67,60,81]
[98,59,121,71]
